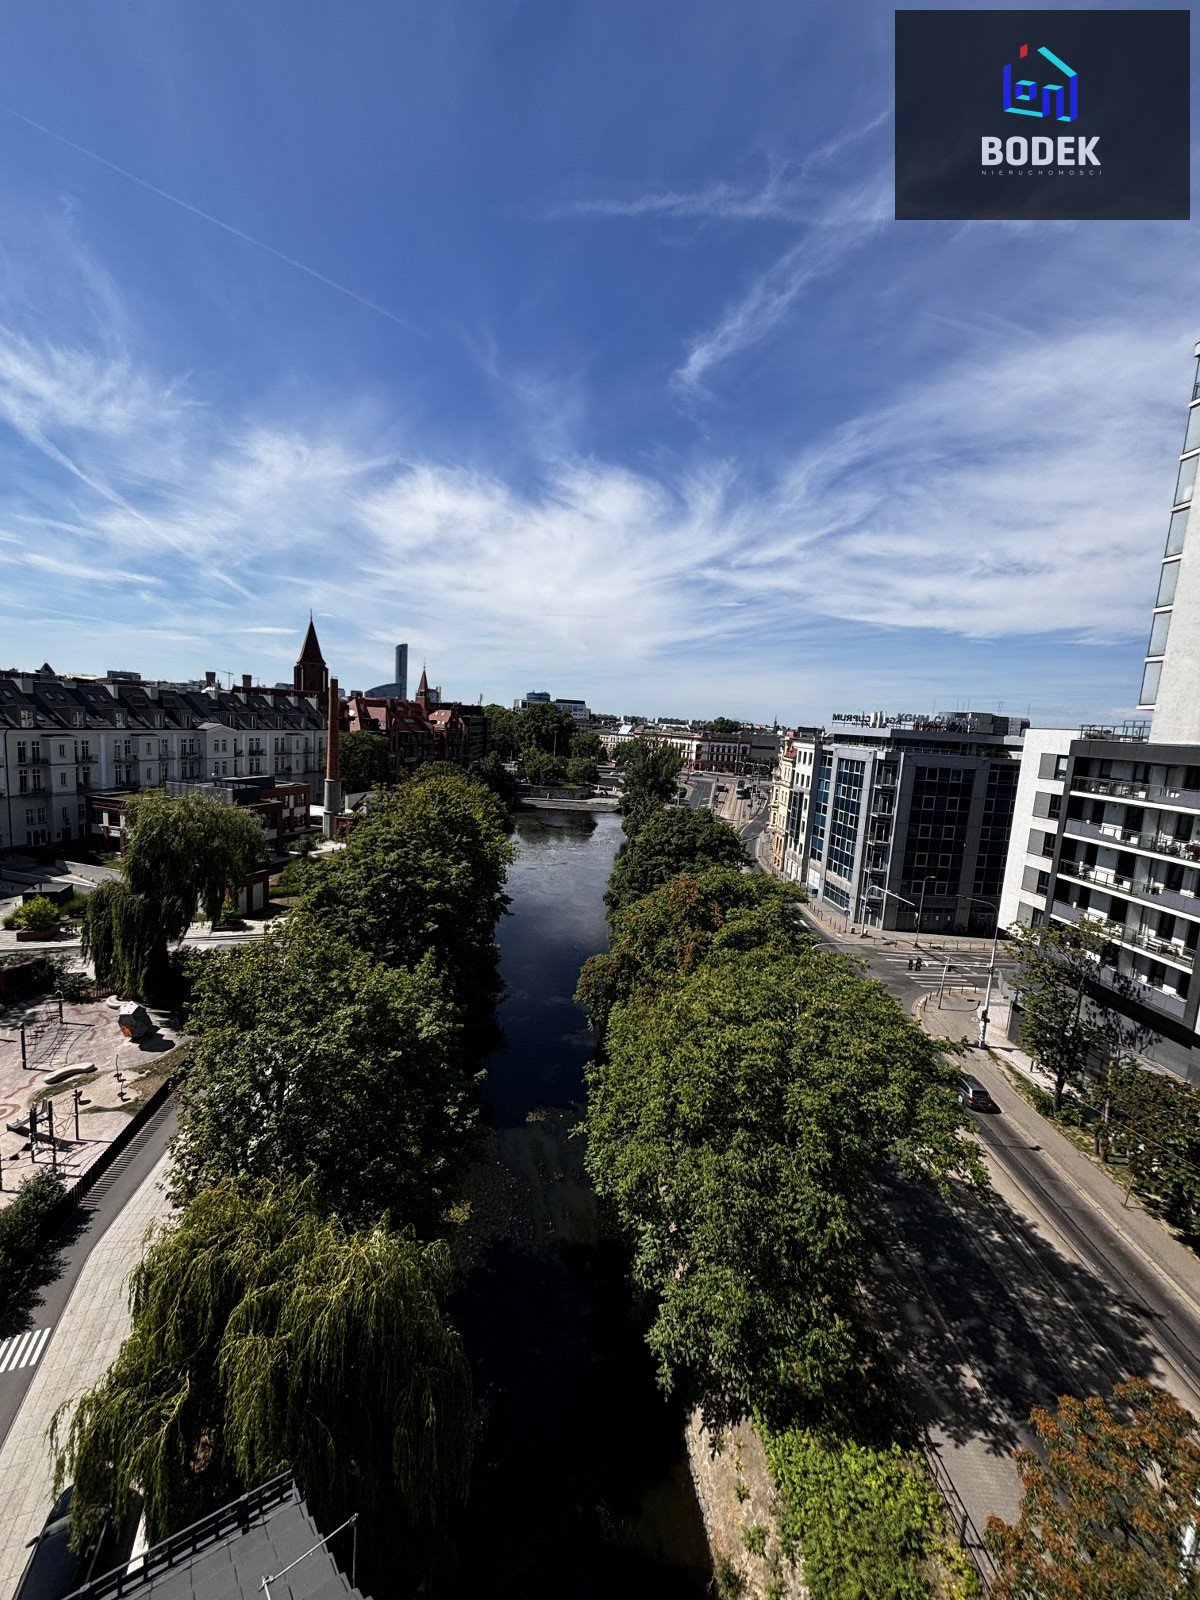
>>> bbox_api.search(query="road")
[0,1095,178,1453]
[784,897,1200,1563]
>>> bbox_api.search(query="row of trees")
[1010,918,1200,1237]
[484,701,596,760]
[57,768,516,1588]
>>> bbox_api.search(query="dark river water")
[440,810,712,1599]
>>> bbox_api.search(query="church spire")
[294,616,328,695]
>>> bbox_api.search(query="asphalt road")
[0,1095,178,1452]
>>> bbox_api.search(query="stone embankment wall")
[686,1412,805,1598]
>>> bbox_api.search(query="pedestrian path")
[0,1151,173,1599]
[0,1329,52,1376]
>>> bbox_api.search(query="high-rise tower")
[1140,340,1200,741]
[394,643,408,701]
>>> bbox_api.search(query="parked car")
[958,1075,998,1113]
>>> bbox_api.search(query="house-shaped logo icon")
[1003,43,1078,123]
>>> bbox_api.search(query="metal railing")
[1069,773,1200,809]
[61,1475,296,1600]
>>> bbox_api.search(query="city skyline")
[0,2,1194,724]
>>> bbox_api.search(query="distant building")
[364,642,409,700]
[511,691,591,724]
[772,713,1026,933]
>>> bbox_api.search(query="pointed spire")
[297,616,325,665]
[416,668,429,702]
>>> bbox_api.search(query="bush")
[0,1171,67,1316]
[12,896,60,931]
[763,1425,946,1600]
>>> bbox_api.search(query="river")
[441,809,712,1599]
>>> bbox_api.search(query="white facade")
[998,728,1075,929]
[1142,340,1200,743]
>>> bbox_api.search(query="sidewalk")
[0,1151,173,1597]
[917,985,1200,1325]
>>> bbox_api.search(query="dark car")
[958,1074,998,1113]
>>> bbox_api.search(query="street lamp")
[860,885,917,931]
[967,896,1002,1048]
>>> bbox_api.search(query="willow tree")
[82,790,266,1000]
[54,1181,473,1590]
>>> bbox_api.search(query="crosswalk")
[879,954,1011,982]
[0,1327,52,1375]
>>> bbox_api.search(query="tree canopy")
[339,728,392,793]
[986,1380,1200,1598]
[615,740,683,837]
[604,805,748,919]
[173,919,475,1231]
[586,941,975,1427]
[82,790,266,1000]
[299,767,514,1024]
[1010,918,1137,1112]
[570,731,603,761]
[54,1182,473,1592]
[579,867,811,1037]
[521,748,568,786]
[708,717,743,734]
[515,701,577,755]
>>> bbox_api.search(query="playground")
[0,990,181,1206]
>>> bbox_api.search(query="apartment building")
[772,713,1026,934]
[1005,341,1200,1085]
[0,627,331,855]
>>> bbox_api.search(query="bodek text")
[982,135,1100,166]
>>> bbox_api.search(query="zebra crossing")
[0,1327,52,1376]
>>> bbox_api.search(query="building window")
[1148,610,1172,657]
[1140,660,1163,705]
[1157,560,1181,607]
[1185,403,1200,456]
[1167,507,1191,556]
[1176,453,1198,508]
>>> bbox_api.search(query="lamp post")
[862,886,918,931]
[967,896,1002,1048]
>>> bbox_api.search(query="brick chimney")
[323,677,341,837]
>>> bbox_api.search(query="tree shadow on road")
[870,1165,1163,1460]
[0,1197,90,1337]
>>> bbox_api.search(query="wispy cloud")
[558,112,890,223]
[671,170,892,396]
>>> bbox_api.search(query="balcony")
[1058,859,1200,918]
[16,753,50,766]
[1069,773,1200,811]
[76,751,98,763]
[1062,815,1200,863]
[1049,900,1196,970]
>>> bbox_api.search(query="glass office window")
[1140,660,1162,705]
[1185,404,1200,456]
[1158,559,1180,606]
[1167,507,1190,556]
[1175,453,1198,507]
[1148,610,1172,656]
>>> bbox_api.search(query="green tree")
[516,702,577,756]
[475,749,517,803]
[566,757,600,787]
[586,944,975,1427]
[616,740,684,836]
[986,1380,1200,1599]
[579,868,811,1038]
[339,728,392,792]
[708,717,743,734]
[521,748,568,786]
[53,1182,473,1592]
[82,791,266,1000]
[605,806,748,919]
[173,919,475,1231]
[1010,919,1126,1112]
[299,768,514,1023]
[483,703,520,759]
[1096,1061,1200,1235]
[570,731,603,761]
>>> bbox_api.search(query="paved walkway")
[0,1151,173,1598]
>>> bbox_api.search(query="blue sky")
[0,0,1195,725]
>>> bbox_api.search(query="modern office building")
[364,642,409,700]
[774,713,1026,934]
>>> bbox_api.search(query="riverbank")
[515,793,620,811]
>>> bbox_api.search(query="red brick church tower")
[294,615,329,695]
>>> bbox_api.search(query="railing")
[1059,859,1199,912]
[61,1474,296,1600]
[16,754,50,766]
[1062,816,1200,861]
[1069,773,1200,809]
[1049,902,1194,968]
